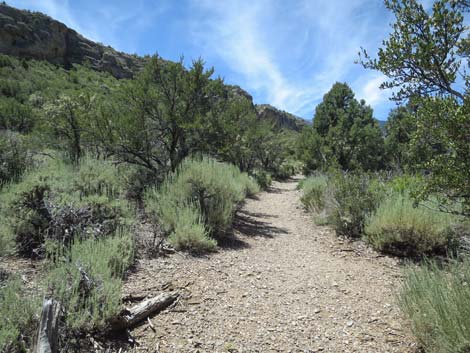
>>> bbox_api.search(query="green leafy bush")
[46,229,134,330]
[0,97,35,132]
[365,193,458,256]
[0,278,40,352]
[399,259,470,353]
[145,157,259,251]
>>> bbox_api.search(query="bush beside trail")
[145,157,260,252]
[299,172,465,258]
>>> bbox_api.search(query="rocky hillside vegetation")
[256,104,307,131]
[0,3,145,78]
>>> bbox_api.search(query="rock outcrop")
[0,3,308,132]
[255,104,307,132]
[0,3,145,78]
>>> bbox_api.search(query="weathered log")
[35,299,61,353]
[110,292,179,330]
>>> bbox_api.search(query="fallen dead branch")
[109,292,179,330]
[35,299,61,353]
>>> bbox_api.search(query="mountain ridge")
[0,3,307,131]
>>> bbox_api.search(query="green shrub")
[0,97,35,132]
[399,259,470,353]
[0,278,40,352]
[0,131,29,186]
[145,157,259,251]
[46,229,134,331]
[328,173,385,238]
[252,170,272,190]
[0,157,135,257]
[387,174,424,196]
[365,193,458,256]
[166,205,216,252]
[72,156,128,198]
[299,175,328,212]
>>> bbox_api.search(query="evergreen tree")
[299,83,384,173]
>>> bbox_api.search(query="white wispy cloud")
[8,0,397,119]
[188,0,392,118]
[357,74,389,106]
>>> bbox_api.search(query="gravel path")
[124,177,417,353]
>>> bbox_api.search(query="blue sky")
[7,0,432,120]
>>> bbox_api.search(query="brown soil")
[123,177,417,353]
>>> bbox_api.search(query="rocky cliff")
[255,104,307,132]
[0,3,308,132]
[0,3,145,78]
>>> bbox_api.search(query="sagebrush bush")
[365,193,458,256]
[299,175,328,213]
[72,156,129,198]
[166,205,216,252]
[399,259,470,353]
[145,157,259,251]
[0,278,40,352]
[328,173,385,238]
[0,157,135,257]
[46,228,134,330]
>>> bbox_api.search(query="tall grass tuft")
[145,157,259,252]
[399,259,470,353]
[365,193,458,257]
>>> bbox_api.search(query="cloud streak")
[188,0,394,119]
[8,0,398,119]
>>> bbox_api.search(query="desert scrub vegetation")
[365,193,459,257]
[46,228,135,331]
[399,259,470,353]
[299,172,385,236]
[0,278,40,352]
[298,175,330,225]
[252,170,272,190]
[145,157,259,252]
[299,172,466,258]
[0,156,136,257]
[0,131,29,186]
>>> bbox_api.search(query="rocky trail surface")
[123,177,417,353]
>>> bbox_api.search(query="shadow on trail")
[233,209,288,238]
[219,210,288,250]
[266,186,285,194]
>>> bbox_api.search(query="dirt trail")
[124,177,416,353]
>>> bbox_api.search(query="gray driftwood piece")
[35,299,61,353]
[110,292,179,330]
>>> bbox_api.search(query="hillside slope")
[256,104,308,131]
[0,3,307,132]
[0,3,145,78]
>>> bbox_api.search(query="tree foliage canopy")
[298,82,384,173]
[361,0,470,216]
